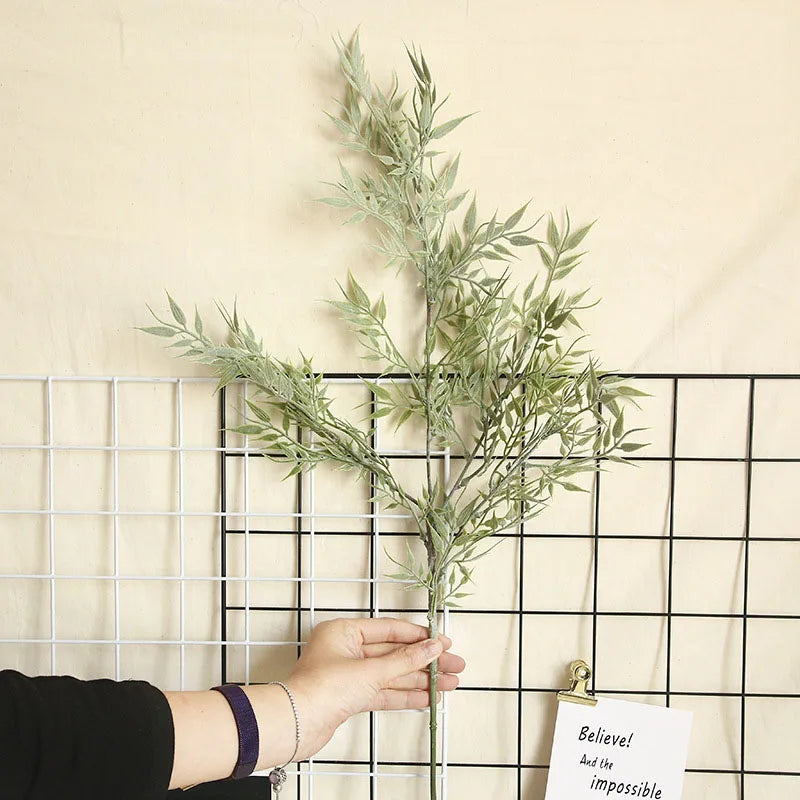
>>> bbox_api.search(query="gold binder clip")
[557,659,597,707]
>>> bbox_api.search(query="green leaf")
[431,114,472,139]
[448,190,468,211]
[317,196,351,208]
[491,242,513,257]
[547,215,560,249]
[394,408,414,431]
[558,253,584,269]
[443,154,460,193]
[194,308,203,336]
[214,363,240,392]
[522,281,536,303]
[508,235,540,247]
[613,385,650,398]
[232,424,263,436]
[285,462,304,479]
[464,195,477,234]
[550,310,571,329]
[619,441,647,452]
[504,202,529,231]
[348,272,370,307]
[376,294,387,321]
[420,50,432,81]
[139,326,176,338]
[537,244,553,269]
[405,46,425,83]
[362,379,392,401]
[167,294,186,326]
[612,408,625,439]
[565,221,595,251]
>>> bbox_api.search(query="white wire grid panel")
[1,374,799,800]
[0,374,454,800]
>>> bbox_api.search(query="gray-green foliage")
[142,32,645,799]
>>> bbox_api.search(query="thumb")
[373,637,444,684]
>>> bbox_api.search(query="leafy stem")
[143,32,647,800]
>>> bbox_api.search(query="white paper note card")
[544,698,693,800]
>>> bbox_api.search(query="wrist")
[245,683,301,769]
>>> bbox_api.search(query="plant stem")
[427,589,439,800]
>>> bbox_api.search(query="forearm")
[0,620,462,798]
[0,669,174,800]
[165,684,297,790]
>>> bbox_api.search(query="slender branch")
[144,38,647,800]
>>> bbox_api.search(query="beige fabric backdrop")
[1,2,799,799]
[1,0,798,376]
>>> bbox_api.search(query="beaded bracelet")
[266,681,301,795]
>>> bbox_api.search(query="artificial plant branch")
[143,31,646,800]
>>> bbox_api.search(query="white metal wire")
[242,381,251,687]
[441,443,451,800]
[112,377,121,681]
[46,377,55,675]
[177,378,186,689]
[0,574,406,583]
[371,401,381,800]
[0,374,441,793]
[308,437,317,800]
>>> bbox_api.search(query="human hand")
[285,617,465,761]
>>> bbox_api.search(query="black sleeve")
[0,669,175,800]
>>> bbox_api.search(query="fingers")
[364,642,465,676]
[311,619,462,669]
[438,650,466,674]
[362,634,453,659]
[387,670,460,692]
[372,689,443,712]
[351,617,431,646]
[371,637,444,684]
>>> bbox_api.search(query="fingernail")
[424,638,443,657]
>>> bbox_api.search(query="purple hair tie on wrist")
[212,684,260,780]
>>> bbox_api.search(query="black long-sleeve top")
[0,670,269,799]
